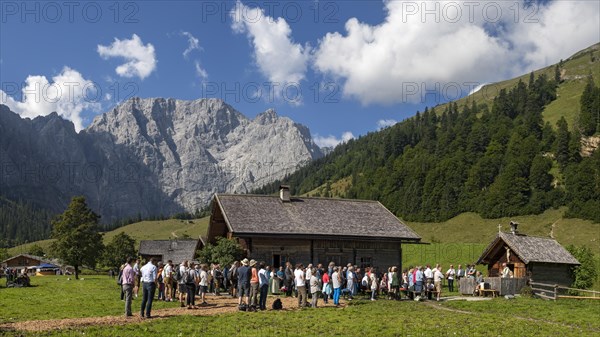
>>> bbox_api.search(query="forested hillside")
[0,196,54,247]
[257,70,600,223]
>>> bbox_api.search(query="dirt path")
[0,295,343,333]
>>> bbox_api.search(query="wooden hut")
[138,239,200,265]
[206,186,422,271]
[476,222,580,294]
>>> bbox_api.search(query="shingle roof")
[213,194,421,241]
[1,254,46,264]
[138,240,199,264]
[478,232,580,265]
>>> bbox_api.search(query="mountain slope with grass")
[256,43,600,224]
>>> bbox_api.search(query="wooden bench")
[479,289,499,298]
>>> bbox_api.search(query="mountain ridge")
[0,98,323,233]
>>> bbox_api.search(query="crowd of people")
[2,267,31,287]
[117,257,489,317]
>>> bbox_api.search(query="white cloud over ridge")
[97,34,157,80]
[314,131,355,148]
[0,67,101,132]
[377,119,397,129]
[182,31,200,59]
[312,0,600,105]
[195,61,208,80]
[230,1,310,86]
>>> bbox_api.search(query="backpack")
[173,267,183,282]
[272,298,283,310]
[229,267,237,281]
[238,303,248,312]
[117,269,123,285]
[186,270,195,284]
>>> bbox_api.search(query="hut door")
[513,263,526,278]
[273,255,281,268]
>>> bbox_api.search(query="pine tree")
[579,76,597,136]
[556,117,571,170]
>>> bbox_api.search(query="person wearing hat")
[249,259,259,310]
[237,258,251,307]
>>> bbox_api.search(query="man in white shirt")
[294,264,307,308]
[501,263,513,278]
[446,264,456,292]
[424,265,433,280]
[433,266,444,301]
[178,261,188,308]
[139,258,157,318]
[199,264,209,306]
[162,260,173,302]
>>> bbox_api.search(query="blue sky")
[1,0,599,147]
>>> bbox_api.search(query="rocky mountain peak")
[1,99,324,223]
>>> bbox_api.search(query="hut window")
[360,257,373,268]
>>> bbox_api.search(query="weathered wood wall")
[530,263,574,287]
[243,237,401,271]
[485,277,528,295]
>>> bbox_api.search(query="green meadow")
[1,275,598,337]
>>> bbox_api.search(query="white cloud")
[509,1,600,69]
[230,1,310,86]
[313,0,600,105]
[377,119,397,129]
[195,60,208,80]
[314,131,355,148]
[182,31,200,59]
[468,83,487,96]
[97,34,157,80]
[0,67,101,132]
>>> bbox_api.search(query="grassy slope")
[407,207,600,255]
[435,42,600,130]
[7,217,210,257]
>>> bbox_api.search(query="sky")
[1,0,599,147]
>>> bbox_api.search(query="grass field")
[0,276,174,323]
[7,217,210,256]
[1,275,598,337]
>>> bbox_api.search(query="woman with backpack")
[185,262,198,309]
[309,267,321,308]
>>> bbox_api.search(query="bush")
[520,285,533,298]
[566,245,598,290]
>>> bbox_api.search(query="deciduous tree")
[50,196,104,279]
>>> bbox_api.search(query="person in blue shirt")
[258,263,269,310]
[139,258,157,318]
[415,265,424,294]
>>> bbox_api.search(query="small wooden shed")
[138,239,200,265]
[477,224,580,288]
